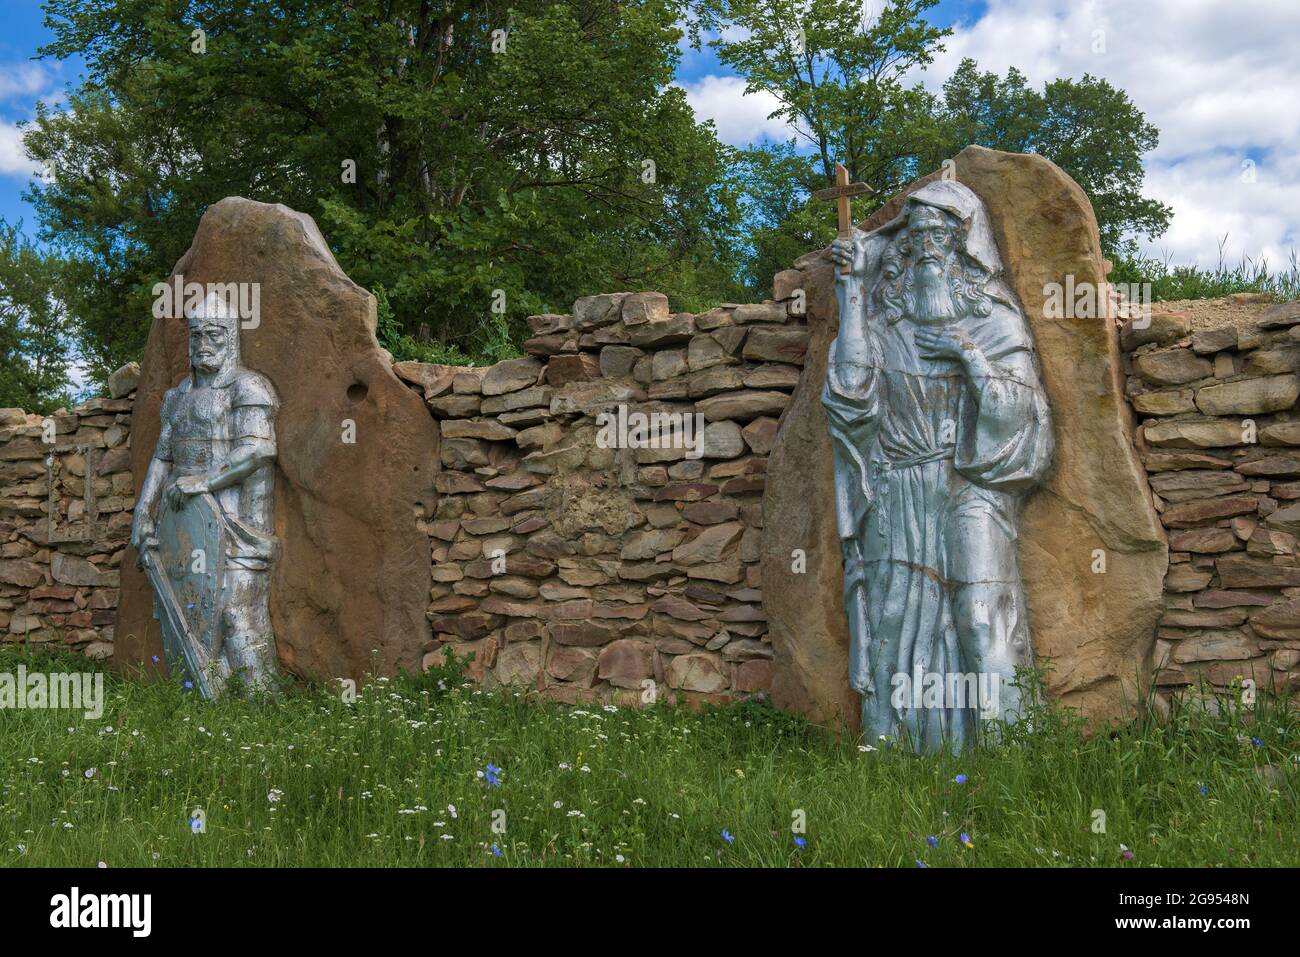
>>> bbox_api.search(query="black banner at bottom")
[0,865,1283,944]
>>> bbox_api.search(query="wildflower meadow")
[2,647,1297,868]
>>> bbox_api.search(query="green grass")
[1111,242,1300,302]
[0,646,1297,868]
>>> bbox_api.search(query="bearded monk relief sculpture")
[823,180,1053,752]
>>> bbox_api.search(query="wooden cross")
[813,162,873,274]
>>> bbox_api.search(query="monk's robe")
[823,287,1052,752]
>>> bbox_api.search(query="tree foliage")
[690,0,949,290]
[0,220,72,413]
[27,0,746,383]
[927,59,1172,254]
[692,0,1171,294]
[18,0,1176,389]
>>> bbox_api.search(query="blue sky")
[674,0,983,83]
[2,0,1297,270]
[0,1,81,230]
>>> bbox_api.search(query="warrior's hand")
[914,327,976,362]
[165,474,210,511]
[130,516,158,567]
[829,228,868,279]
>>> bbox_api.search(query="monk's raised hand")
[829,228,868,278]
[914,327,973,360]
[830,238,854,270]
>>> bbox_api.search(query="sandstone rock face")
[667,652,728,693]
[114,197,439,682]
[763,145,1168,730]
[108,362,142,399]
[1195,375,1300,415]
[5,192,1293,711]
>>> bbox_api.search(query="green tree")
[928,58,1172,254]
[690,0,951,292]
[0,221,73,413]
[695,2,1170,292]
[27,0,745,384]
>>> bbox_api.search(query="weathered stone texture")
[0,381,136,655]
[1127,292,1300,698]
[407,285,806,704]
[8,176,1296,719]
[115,198,439,683]
[763,146,1169,731]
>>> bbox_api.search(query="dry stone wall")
[393,288,809,705]
[7,284,1300,715]
[0,363,140,658]
[1124,294,1300,703]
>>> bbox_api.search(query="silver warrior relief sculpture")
[130,291,280,697]
[823,180,1053,752]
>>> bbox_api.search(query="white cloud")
[0,120,38,177]
[913,0,1300,266]
[0,59,65,182]
[1140,151,1300,272]
[0,61,56,102]
[676,74,793,146]
[680,1,1300,267]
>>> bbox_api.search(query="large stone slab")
[115,198,439,682]
[762,146,1167,730]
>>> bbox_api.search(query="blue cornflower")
[189,817,202,834]
[151,655,160,664]
[926,836,939,848]
[954,774,968,785]
[1251,737,1264,747]
[484,763,502,786]
[1199,785,1209,796]
[960,832,974,849]
[722,830,735,844]
[793,835,806,849]
[183,681,193,691]
[915,859,928,868]
[491,844,502,857]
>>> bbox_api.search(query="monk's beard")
[905,259,959,326]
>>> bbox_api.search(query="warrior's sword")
[139,545,218,698]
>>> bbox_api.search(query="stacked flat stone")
[0,362,139,658]
[1125,296,1300,698]
[394,284,809,706]
[10,291,1296,710]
